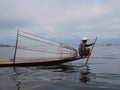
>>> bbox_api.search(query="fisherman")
[78,37,94,57]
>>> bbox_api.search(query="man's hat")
[81,37,88,40]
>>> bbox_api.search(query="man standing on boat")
[78,37,94,57]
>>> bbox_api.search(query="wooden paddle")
[85,37,97,65]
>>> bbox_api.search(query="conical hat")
[81,37,88,40]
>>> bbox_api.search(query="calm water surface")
[0,46,120,90]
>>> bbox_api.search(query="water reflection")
[12,64,95,90]
[37,65,76,73]
[79,66,91,83]
[13,67,21,90]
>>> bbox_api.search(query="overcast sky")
[0,0,120,45]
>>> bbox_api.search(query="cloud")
[0,0,120,44]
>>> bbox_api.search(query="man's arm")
[85,43,93,47]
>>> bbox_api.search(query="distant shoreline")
[0,45,15,47]
[0,44,120,47]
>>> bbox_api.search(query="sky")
[0,0,120,45]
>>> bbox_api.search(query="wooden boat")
[0,31,87,67]
[0,56,86,67]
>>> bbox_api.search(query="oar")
[85,37,97,65]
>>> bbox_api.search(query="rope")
[19,34,77,53]
[17,46,72,54]
[19,31,77,51]
[20,31,60,46]
[19,34,59,46]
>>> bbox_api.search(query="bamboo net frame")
[14,30,77,62]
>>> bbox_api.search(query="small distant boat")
[0,30,87,67]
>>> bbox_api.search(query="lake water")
[0,46,120,90]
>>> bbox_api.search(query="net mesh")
[15,31,77,62]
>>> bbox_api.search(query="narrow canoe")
[0,56,86,67]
